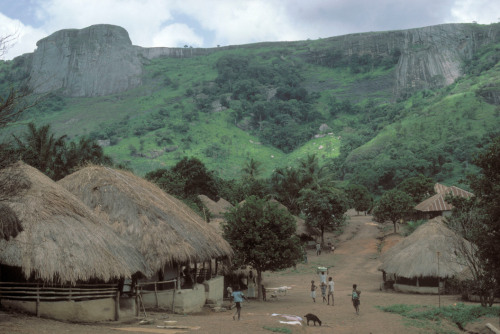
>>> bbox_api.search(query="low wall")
[1,298,116,322]
[140,276,224,313]
[394,284,438,294]
[204,276,224,304]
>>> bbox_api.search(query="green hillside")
[1,28,499,194]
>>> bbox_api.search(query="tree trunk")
[393,221,397,234]
[256,269,262,301]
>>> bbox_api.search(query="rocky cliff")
[26,23,499,98]
[29,24,143,97]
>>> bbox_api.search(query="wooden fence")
[0,282,119,318]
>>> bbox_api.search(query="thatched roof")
[378,217,471,279]
[0,161,150,284]
[198,195,233,219]
[58,165,233,272]
[415,183,473,212]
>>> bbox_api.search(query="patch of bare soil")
[1,213,496,334]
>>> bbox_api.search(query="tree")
[222,196,302,300]
[299,187,349,244]
[13,123,67,178]
[171,157,217,199]
[373,189,414,233]
[396,174,435,204]
[270,166,305,215]
[241,157,262,179]
[345,184,372,214]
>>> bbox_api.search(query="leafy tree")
[222,196,302,300]
[396,174,435,204]
[345,184,372,214]
[373,189,414,233]
[171,157,218,199]
[299,187,349,244]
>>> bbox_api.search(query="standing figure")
[231,285,248,320]
[327,277,334,306]
[310,280,317,302]
[316,242,321,256]
[247,271,256,298]
[320,282,327,303]
[319,271,327,285]
[261,284,267,301]
[352,284,361,314]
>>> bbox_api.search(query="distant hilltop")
[16,23,499,97]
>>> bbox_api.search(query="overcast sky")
[1,0,499,60]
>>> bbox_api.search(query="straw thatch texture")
[415,183,473,212]
[58,165,233,272]
[198,195,233,219]
[378,217,470,279]
[0,203,23,240]
[0,162,151,284]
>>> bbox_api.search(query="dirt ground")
[1,212,498,334]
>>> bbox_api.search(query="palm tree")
[13,122,66,176]
[297,154,332,190]
[270,166,304,215]
[242,157,262,179]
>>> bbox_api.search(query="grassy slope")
[4,38,499,184]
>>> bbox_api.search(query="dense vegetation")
[0,25,499,197]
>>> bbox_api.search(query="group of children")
[310,274,361,315]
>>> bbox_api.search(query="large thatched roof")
[0,162,150,284]
[378,217,471,279]
[415,183,473,212]
[58,165,233,272]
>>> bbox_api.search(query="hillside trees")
[396,174,435,204]
[222,196,302,301]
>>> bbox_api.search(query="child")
[231,285,248,320]
[352,284,361,314]
[310,280,317,302]
[328,277,334,306]
[320,282,327,303]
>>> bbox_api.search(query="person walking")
[231,285,248,320]
[310,280,317,303]
[327,277,334,306]
[351,284,361,314]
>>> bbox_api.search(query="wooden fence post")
[36,284,40,317]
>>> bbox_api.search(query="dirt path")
[0,213,486,333]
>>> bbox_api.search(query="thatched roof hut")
[58,165,233,273]
[198,195,233,220]
[0,162,150,284]
[379,217,470,279]
[415,183,473,219]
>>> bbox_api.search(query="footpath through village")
[0,211,491,334]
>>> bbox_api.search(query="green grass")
[263,326,292,333]
[377,303,500,332]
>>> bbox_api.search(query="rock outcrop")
[26,23,499,98]
[29,24,143,97]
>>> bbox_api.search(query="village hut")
[378,217,471,294]
[58,165,233,313]
[0,161,150,322]
[198,194,233,220]
[414,183,473,219]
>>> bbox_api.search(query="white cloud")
[0,13,46,59]
[152,23,203,47]
[450,0,500,24]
